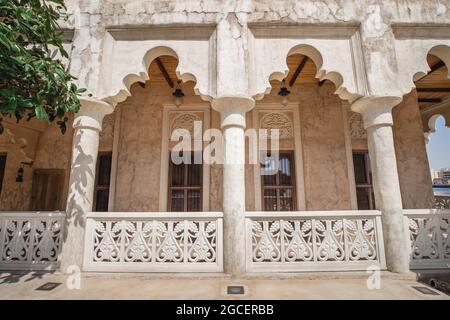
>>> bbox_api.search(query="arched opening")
[396,52,450,209]
[0,49,211,213]
[426,115,450,206]
[93,53,215,213]
[248,51,363,212]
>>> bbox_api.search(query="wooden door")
[30,169,65,211]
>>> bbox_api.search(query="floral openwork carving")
[434,195,450,209]
[408,213,450,269]
[348,112,366,139]
[84,213,223,272]
[246,212,384,271]
[260,112,293,139]
[0,213,65,270]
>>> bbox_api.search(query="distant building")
[442,169,450,182]
[431,169,442,180]
[432,168,450,185]
[433,178,448,185]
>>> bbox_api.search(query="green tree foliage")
[0,0,84,134]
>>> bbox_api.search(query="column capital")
[351,96,402,129]
[211,96,255,129]
[73,97,114,131]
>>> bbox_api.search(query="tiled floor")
[0,271,448,300]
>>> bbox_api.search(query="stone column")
[352,96,410,273]
[212,96,255,275]
[60,97,113,272]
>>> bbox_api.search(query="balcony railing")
[1,208,447,273]
[83,212,223,272]
[245,210,386,272]
[434,195,450,209]
[0,211,65,270]
[404,209,450,270]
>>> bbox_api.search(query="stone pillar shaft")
[60,98,113,272]
[212,97,254,275]
[222,125,246,274]
[352,96,410,273]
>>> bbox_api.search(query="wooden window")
[0,154,6,195]
[30,169,65,211]
[168,152,202,212]
[353,151,376,210]
[93,152,112,212]
[261,151,296,211]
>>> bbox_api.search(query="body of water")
[433,187,450,195]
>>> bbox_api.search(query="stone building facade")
[0,1,449,275]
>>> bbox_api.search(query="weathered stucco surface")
[298,84,352,210]
[0,119,74,211]
[0,86,437,213]
[0,123,40,210]
[37,0,450,273]
[1,1,448,215]
[113,84,165,211]
[113,82,221,211]
[393,90,434,209]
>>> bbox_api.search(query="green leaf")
[35,105,48,120]
[0,0,80,134]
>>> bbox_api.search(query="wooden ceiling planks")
[416,55,450,108]
[147,55,179,86]
[142,54,449,107]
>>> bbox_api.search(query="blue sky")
[426,116,450,170]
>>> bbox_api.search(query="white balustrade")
[83,212,223,272]
[404,209,450,270]
[245,211,386,272]
[0,212,65,270]
[434,195,450,209]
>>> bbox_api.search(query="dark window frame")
[260,151,297,211]
[93,152,112,212]
[353,150,376,210]
[30,168,65,211]
[168,151,203,212]
[0,153,6,195]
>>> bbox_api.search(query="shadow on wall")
[64,129,95,240]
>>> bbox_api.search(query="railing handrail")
[404,209,450,216]
[86,211,223,219]
[0,211,66,219]
[245,210,381,218]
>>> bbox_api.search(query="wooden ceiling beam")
[416,87,450,93]
[155,57,174,88]
[289,56,309,87]
[430,60,446,73]
[418,98,442,104]
[418,61,446,82]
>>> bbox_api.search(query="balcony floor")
[0,271,448,300]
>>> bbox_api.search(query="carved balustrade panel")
[0,212,65,270]
[434,195,450,209]
[246,211,385,272]
[84,212,223,272]
[406,209,450,270]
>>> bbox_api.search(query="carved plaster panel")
[100,114,115,139]
[259,112,293,139]
[348,111,366,139]
[170,112,203,137]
